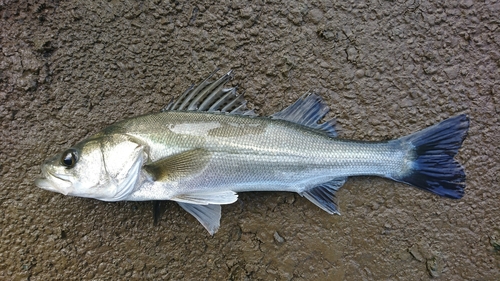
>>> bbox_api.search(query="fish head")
[35,133,145,201]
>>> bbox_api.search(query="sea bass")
[36,71,469,234]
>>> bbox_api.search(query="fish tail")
[395,114,469,199]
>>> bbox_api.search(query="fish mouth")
[35,169,73,196]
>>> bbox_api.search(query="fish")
[35,70,470,234]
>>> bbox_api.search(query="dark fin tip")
[398,114,469,199]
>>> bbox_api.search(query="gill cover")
[90,134,146,201]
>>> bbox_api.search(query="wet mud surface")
[1,0,499,280]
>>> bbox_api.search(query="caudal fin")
[396,114,469,199]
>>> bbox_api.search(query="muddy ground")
[1,0,499,280]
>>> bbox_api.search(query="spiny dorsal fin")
[163,70,256,116]
[271,93,337,137]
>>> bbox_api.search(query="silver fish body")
[109,111,404,199]
[36,71,469,234]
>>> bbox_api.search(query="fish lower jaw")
[35,177,72,195]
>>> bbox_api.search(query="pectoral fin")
[177,202,221,235]
[301,177,347,214]
[144,148,210,181]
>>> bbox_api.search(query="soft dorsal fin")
[301,177,347,214]
[163,70,256,116]
[271,93,338,137]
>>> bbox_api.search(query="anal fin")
[301,177,346,214]
[177,202,221,235]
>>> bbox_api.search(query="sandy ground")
[1,0,499,280]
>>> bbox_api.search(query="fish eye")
[61,149,78,168]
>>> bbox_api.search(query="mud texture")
[1,0,499,280]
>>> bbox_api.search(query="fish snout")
[36,163,73,195]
